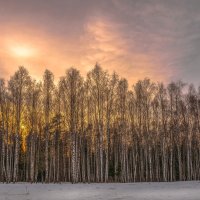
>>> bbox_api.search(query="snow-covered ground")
[0,181,199,200]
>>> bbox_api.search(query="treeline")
[0,65,200,183]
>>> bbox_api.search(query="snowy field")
[0,181,200,200]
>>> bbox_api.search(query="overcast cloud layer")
[0,0,200,85]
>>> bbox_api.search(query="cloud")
[81,15,175,84]
[111,0,200,85]
[0,0,200,85]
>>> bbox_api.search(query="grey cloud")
[0,0,200,84]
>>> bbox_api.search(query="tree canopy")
[0,65,200,183]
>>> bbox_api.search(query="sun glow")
[10,45,35,58]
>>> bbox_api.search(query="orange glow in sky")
[0,0,199,85]
[10,45,36,58]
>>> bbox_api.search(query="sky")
[0,0,200,85]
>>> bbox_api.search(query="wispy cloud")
[82,15,175,84]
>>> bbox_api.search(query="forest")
[0,65,200,183]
